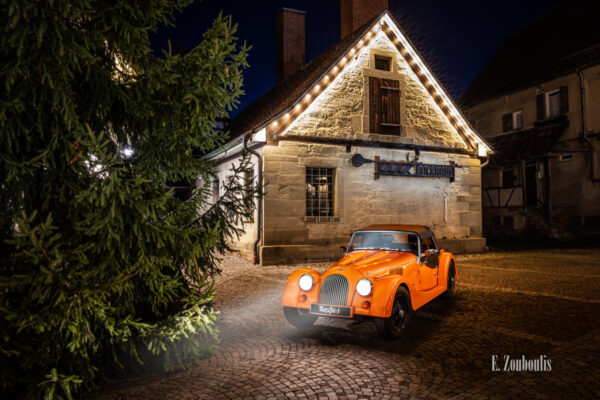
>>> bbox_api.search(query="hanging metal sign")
[351,153,457,181]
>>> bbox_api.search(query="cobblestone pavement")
[94,249,600,399]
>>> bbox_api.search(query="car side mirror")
[340,246,347,254]
[421,249,438,259]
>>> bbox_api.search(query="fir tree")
[0,1,255,398]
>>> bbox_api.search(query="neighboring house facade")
[461,0,600,239]
[206,0,491,265]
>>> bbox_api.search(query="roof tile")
[461,0,600,107]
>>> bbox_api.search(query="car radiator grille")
[319,274,349,306]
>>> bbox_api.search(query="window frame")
[512,110,523,130]
[305,167,335,218]
[374,55,391,71]
[502,110,523,132]
[545,89,561,119]
[558,153,573,162]
[211,179,219,203]
[348,230,421,256]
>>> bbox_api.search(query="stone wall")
[261,142,483,264]
[209,148,262,261]
[256,29,484,264]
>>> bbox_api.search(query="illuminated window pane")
[305,167,334,217]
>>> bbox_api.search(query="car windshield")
[348,231,419,253]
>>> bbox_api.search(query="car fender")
[369,275,412,318]
[281,268,321,309]
[438,251,457,286]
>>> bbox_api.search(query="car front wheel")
[283,306,318,328]
[376,286,413,339]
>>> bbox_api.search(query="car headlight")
[356,279,373,296]
[299,274,314,291]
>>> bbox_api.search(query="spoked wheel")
[283,306,318,328]
[376,287,413,339]
[442,263,456,299]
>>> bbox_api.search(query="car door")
[418,236,438,291]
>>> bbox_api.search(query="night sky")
[150,0,564,117]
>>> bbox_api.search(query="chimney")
[340,0,388,39]
[276,8,306,84]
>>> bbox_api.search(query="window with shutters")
[537,86,569,121]
[547,90,560,118]
[513,110,523,130]
[369,77,401,135]
[501,110,523,132]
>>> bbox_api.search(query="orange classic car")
[281,224,457,338]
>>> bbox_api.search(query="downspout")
[579,70,600,182]
[545,157,552,231]
[244,133,263,264]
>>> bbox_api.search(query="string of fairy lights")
[263,12,490,157]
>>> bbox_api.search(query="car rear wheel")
[376,287,413,339]
[283,306,318,328]
[442,263,456,299]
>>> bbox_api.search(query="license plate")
[310,303,353,318]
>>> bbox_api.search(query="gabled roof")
[227,16,377,139]
[461,0,600,107]
[225,10,492,156]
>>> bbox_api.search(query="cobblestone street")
[94,249,600,399]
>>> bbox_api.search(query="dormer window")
[374,56,391,71]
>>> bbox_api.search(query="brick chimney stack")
[275,8,306,84]
[340,0,388,39]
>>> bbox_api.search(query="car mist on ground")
[94,249,600,399]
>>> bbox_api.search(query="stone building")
[206,1,491,265]
[461,0,600,239]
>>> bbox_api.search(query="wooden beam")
[278,134,477,156]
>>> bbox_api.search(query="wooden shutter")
[502,113,512,132]
[536,93,545,121]
[560,86,569,114]
[369,77,401,134]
